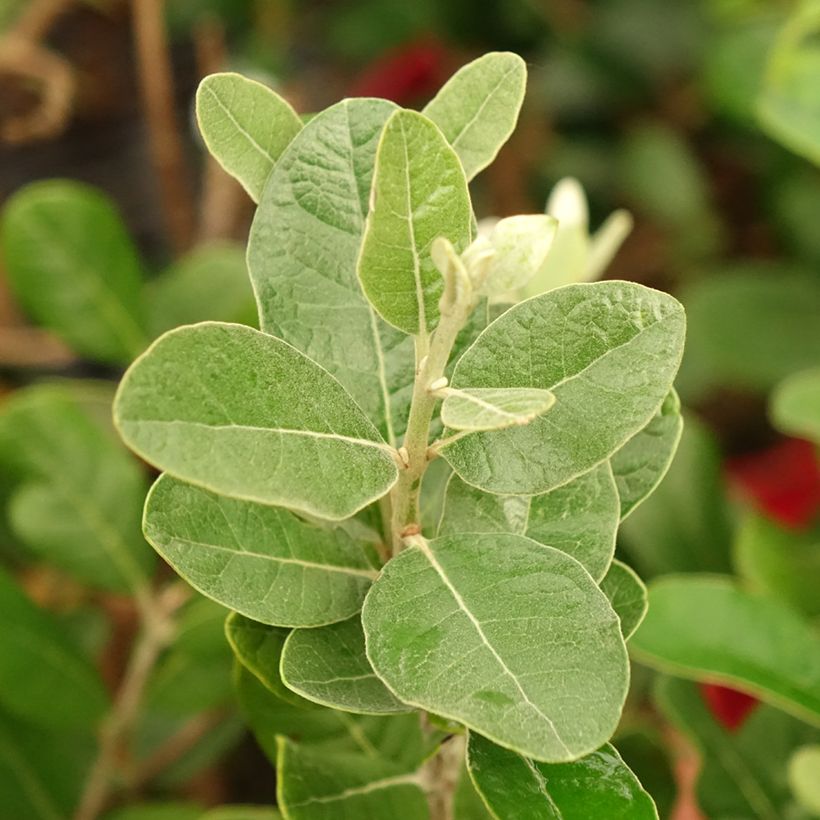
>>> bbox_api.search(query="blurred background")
[0,1,818,818]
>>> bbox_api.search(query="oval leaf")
[362,533,629,762]
[145,476,378,626]
[423,52,527,180]
[467,733,657,820]
[114,322,398,520]
[442,281,685,496]
[0,567,108,729]
[632,576,820,725]
[196,73,302,202]
[0,180,147,363]
[438,464,619,582]
[600,560,648,640]
[358,109,472,335]
[770,366,820,443]
[281,616,411,715]
[440,387,555,432]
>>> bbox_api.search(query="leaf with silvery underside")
[358,109,472,335]
[440,387,555,432]
[0,708,96,820]
[0,567,108,729]
[467,733,658,820]
[362,533,629,762]
[235,664,432,768]
[657,676,819,820]
[438,464,618,582]
[281,616,411,715]
[423,52,527,181]
[441,281,686,496]
[248,98,416,445]
[144,475,378,627]
[114,322,398,521]
[0,384,153,594]
[611,390,683,520]
[0,180,147,363]
[632,576,820,725]
[599,560,647,640]
[225,613,304,706]
[196,73,302,203]
[277,738,428,820]
[147,243,257,335]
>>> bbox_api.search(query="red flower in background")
[726,437,820,530]
[349,38,449,105]
[700,683,759,731]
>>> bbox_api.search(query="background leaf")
[770,366,820,443]
[363,533,628,762]
[114,322,398,520]
[196,72,302,202]
[0,180,147,363]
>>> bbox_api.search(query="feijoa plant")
[113,52,685,817]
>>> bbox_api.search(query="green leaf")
[147,243,257,335]
[362,533,628,762]
[0,709,95,820]
[440,387,555,432]
[225,613,301,705]
[0,384,153,594]
[441,282,685,496]
[632,576,820,725]
[423,52,527,180]
[0,567,108,728]
[144,475,378,627]
[610,390,683,519]
[467,733,657,820]
[657,676,819,820]
[200,808,280,820]
[358,109,472,335]
[0,180,148,363]
[145,597,233,716]
[104,805,202,820]
[438,464,619,582]
[734,513,820,618]
[196,72,302,202]
[789,745,820,815]
[771,366,820,443]
[281,616,411,715]
[247,97,415,445]
[600,560,647,640]
[114,322,398,521]
[619,416,733,578]
[277,738,428,820]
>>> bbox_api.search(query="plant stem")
[422,733,466,820]
[74,584,187,820]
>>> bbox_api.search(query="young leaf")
[657,676,818,820]
[0,709,95,820]
[599,560,648,640]
[467,733,658,819]
[441,282,686,496]
[144,475,378,627]
[610,390,683,519]
[438,464,619,582]
[362,533,629,762]
[0,180,147,363]
[247,98,414,444]
[632,576,820,725]
[0,567,109,729]
[196,72,302,202]
[423,52,527,180]
[440,387,555,432]
[114,322,398,520]
[281,616,411,715]
[225,613,302,705]
[770,366,820,443]
[358,109,472,335]
[0,384,153,594]
[277,738,428,820]
[147,243,257,335]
